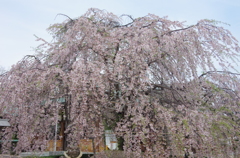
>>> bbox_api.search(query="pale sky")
[0,0,240,70]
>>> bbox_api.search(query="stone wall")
[0,155,21,158]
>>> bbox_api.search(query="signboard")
[105,130,117,150]
[0,119,10,127]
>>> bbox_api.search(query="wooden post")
[91,138,96,158]
[59,115,65,151]
[103,132,106,151]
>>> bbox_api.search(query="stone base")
[0,155,21,158]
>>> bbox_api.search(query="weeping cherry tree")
[0,8,240,157]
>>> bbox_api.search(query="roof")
[0,119,10,126]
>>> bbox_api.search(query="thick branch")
[161,23,198,36]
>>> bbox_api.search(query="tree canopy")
[0,8,240,157]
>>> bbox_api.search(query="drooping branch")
[199,70,240,78]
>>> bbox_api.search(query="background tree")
[0,66,6,75]
[0,8,240,157]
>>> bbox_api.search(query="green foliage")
[23,156,59,158]
[182,119,190,133]
[210,119,233,141]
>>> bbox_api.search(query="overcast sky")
[0,0,240,70]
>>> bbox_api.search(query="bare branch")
[55,13,73,21]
